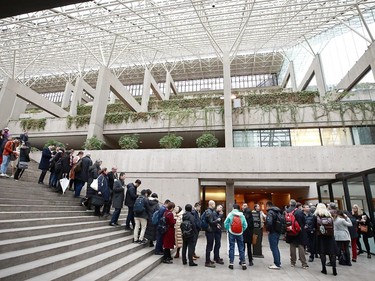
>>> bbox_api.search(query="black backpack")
[180,220,194,239]
[274,212,286,234]
[157,215,168,234]
[133,196,146,214]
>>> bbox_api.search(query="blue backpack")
[152,209,161,225]
[133,196,146,214]
[200,210,209,230]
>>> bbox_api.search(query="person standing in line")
[242,203,255,266]
[95,168,109,217]
[124,179,141,230]
[252,204,266,257]
[174,206,184,258]
[69,151,83,191]
[314,203,337,276]
[303,204,316,262]
[352,204,373,259]
[13,141,30,180]
[37,144,55,184]
[204,200,221,268]
[224,203,248,270]
[109,172,126,226]
[154,199,171,255]
[265,201,282,270]
[213,204,224,265]
[74,153,92,198]
[145,193,160,247]
[181,204,198,267]
[344,210,358,262]
[191,202,201,260]
[133,189,151,244]
[285,199,308,269]
[106,166,118,215]
[19,130,28,143]
[86,159,102,210]
[162,202,176,264]
[1,137,19,177]
[334,210,353,266]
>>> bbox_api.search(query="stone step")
[74,247,160,281]
[0,197,83,206]
[0,213,127,228]
[0,210,92,220]
[0,236,144,281]
[0,229,130,270]
[0,219,120,240]
[0,204,83,212]
[0,225,128,253]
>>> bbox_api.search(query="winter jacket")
[144,198,160,241]
[38,147,52,170]
[134,195,150,219]
[224,209,248,235]
[266,206,282,233]
[334,216,352,242]
[285,207,307,246]
[243,208,254,243]
[124,183,138,207]
[304,212,315,233]
[163,210,176,249]
[182,211,198,239]
[205,208,219,233]
[174,210,183,248]
[192,209,201,231]
[111,179,125,209]
[97,174,110,202]
[86,162,101,196]
[75,155,92,182]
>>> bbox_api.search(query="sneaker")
[291,264,295,267]
[139,239,148,244]
[205,263,216,268]
[133,239,139,243]
[302,265,309,269]
[308,257,314,262]
[0,173,8,177]
[189,262,198,266]
[241,263,247,270]
[228,264,233,270]
[268,265,281,270]
[215,259,224,265]
[249,261,254,266]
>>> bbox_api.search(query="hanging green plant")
[159,133,183,149]
[44,139,65,148]
[20,118,46,131]
[66,115,90,128]
[83,136,104,150]
[76,105,93,115]
[196,133,219,148]
[119,134,139,149]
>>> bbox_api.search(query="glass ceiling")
[1,0,375,93]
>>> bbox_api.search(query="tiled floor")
[141,232,374,281]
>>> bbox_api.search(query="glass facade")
[234,126,375,147]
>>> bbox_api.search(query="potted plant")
[83,136,104,150]
[159,133,183,149]
[196,133,219,148]
[118,134,139,149]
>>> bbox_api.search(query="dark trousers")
[110,208,122,224]
[38,169,48,183]
[74,180,85,197]
[125,206,135,228]
[213,231,222,260]
[163,248,171,261]
[244,241,253,262]
[155,230,164,253]
[14,168,25,180]
[193,232,199,255]
[182,238,195,264]
[102,202,111,215]
[205,231,215,263]
[337,241,351,265]
[357,234,371,253]
[321,254,336,271]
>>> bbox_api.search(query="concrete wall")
[30,145,375,207]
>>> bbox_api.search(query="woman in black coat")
[109,172,125,226]
[242,206,255,266]
[14,142,30,180]
[85,160,102,210]
[144,193,160,246]
[352,204,373,259]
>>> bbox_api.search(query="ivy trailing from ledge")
[66,115,91,128]
[20,118,46,131]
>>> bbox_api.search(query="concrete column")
[70,79,82,116]
[165,72,171,100]
[87,67,110,140]
[289,61,298,91]
[109,92,116,104]
[225,180,235,215]
[10,98,28,120]
[141,69,151,112]
[223,52,233,148]
[61,82,74,109]
[0,78,17,129]
[315,54,327,99]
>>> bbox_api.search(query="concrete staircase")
[0,161,162,281]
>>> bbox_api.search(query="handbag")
[10,153,17,161]
[90,179,98,191]
[91,194,104,207]
[252,233,258,245]
[18,161,29,169]
[360,225,368,233]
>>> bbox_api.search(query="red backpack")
[285,208,301,236]
[231,215,243,234]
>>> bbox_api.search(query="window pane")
[320,127,353,146]
[352,126,375,145]
[260,129,291,147]
[290,128,321,146]
[233,130,260,147]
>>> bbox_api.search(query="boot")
[321,267,327,275]
[174,248,180,258]
[333,267,337,276]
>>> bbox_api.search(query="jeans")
[205,231,215,263]
[0,155,10,174]
[125,206,135,228]
[49,172,57,187]
[155,230,164,254]
[268,232,281,267]
[228,232,245,264]
[214,231,222,260]
[74,180,85,197]
[110,208,122,224]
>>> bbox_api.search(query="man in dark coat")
[38,144,55,184]
[243,204,255,266]
[109,172,125,226]
[105,166,118,215]
[124,179,141,230]
[182,204,198,266]
[74,153,92,198]
[285,199,308,269]
[266,201,282,270]
[204,200,221,268]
